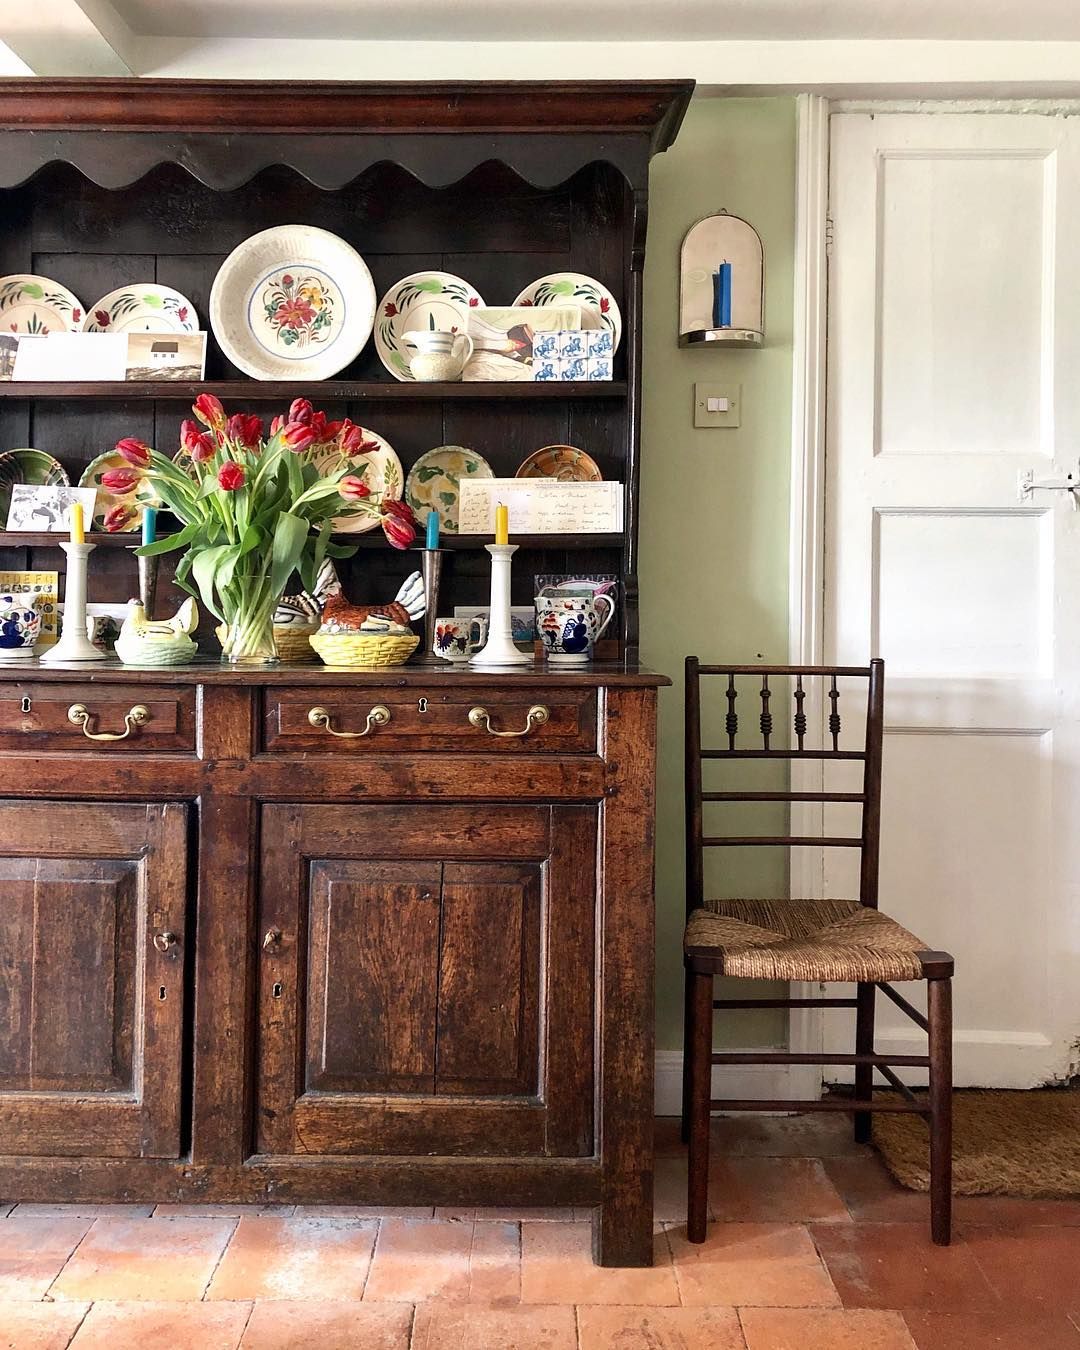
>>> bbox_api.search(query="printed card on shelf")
[463,305,581,382]
[0,570,59,645]
[458,478,624,535]
[6,485,97,532]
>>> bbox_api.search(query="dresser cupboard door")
[0,801,187,1158]
[256,804,595,1159]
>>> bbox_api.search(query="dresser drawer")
[262,686,597,754]
[0,683,196,753]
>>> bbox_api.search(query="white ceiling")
[106,0,1080,43]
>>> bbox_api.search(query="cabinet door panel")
[0,800,188,1158]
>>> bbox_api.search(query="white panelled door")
[825,111,1080,1087]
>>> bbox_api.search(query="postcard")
[457,478,623,535]
[12,332,128,382]
[6,485,98,532]
[126,331,207,382]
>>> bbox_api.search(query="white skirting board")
[653,1050,822,1117]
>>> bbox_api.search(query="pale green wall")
[640,96,798,1051]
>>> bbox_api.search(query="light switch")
[694,382,741,429]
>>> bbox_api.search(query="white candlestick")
[469,543,531,668]
[40,542,106,663]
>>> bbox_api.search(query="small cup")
[404,330,474,381]
[433,615,488,663]
[535,592,615,665]
[0,591,42,661]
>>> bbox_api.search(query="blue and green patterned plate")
[375,272,485,382]
[405,446,493,534]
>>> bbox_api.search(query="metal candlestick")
[40,541,106,664]
[470,543,531,669]
[411,548,449,666]
[137,554,159,621]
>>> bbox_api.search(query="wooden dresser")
[0,660,667,1266]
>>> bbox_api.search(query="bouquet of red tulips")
[111,394,417,663]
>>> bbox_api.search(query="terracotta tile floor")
[3,1115,1080,1348]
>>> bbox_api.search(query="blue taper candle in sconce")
[141,505,157,546]
[712,262,732,328]
[425,508,439,551]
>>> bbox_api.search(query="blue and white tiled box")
[587,329,614,358]
[532,331,560,361]
[532,331,613,380]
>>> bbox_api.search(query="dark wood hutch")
[0,79,691,1266]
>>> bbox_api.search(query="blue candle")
[142,505,157,546]
[425,509,439,551]
[712,263,732,328]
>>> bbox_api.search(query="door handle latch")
[1019,462,1080,509]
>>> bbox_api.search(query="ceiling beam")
[0,0,135,76]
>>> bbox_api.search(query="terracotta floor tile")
[520,1222,679,1306]
[364,1218,516,1304]
[963,1224,1080,1315]
[708,1158,850,1225]
[69,1300,252,1350]
[50,1216,235,1302]
[903,1310,1080,1349]
[822,1158,931,1224]
[654,1155,690,1229]
[433,1206,575,1223]
[239,1300,412,1349]
[411,1302,578,1350]
[153,1204,295,1218]
[206,1215,377,1301]
[467,1221,521,1304]
[0,1216,92,1301]
[578,1304,745,1349]
[12,1204,155,1219]
[740,1307,916,1349]
[668,1223,839,1309]
[0,1301,89,1350]
[291,1205,433,1219]
[809,1223,995,1312]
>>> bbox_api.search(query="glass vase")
[218,574,281,665]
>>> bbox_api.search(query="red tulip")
[115,437,151,467]
[103,503,136,532]
[217,460,246,491]
[339,474,371,501]
[227,412,262,448]
[288,397,314,426]
[192,392,226,431]
[101,467,140,494]
[323,419,344,441]
[281,421,316,453]
[337,419,365,454]
[380,497,416,550]
[269,414,284,436]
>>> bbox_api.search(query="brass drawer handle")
[307,704,391,738]
[262,927,282,951]
[468,704,550,738]
[67,703,150,742]
[153,930,177,953]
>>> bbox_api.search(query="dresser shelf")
[0,380,627,402]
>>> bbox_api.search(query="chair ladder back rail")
[759,673,772,749]
[793,672,807,750]
[860,657,886,909]
[684,655,704,916]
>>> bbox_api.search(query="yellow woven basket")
[215,624,318,663]
[309,631,419,668]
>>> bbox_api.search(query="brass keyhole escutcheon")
[20,696,31,714]
[418,697,429,713]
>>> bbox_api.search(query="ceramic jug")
[404,329,474,382]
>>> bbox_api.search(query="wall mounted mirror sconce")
[679,210,764,348]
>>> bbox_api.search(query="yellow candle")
[70,501,85,544]
[494,502,509,545]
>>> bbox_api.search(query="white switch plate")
[694,382,741,429]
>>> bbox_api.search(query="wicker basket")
[310,631,419,668]
[215,624,318,663]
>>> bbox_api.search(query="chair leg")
[927,975,953,1246]
[854,981,875,1143]
[686,967,713,1243]
[681,966,694,1144]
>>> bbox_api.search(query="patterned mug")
[433,615,488,663]
[535,592,615,665]
[0,591,41,661]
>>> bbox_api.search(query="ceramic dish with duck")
[405,446,493,535]
[513,272,622,351]
[375,272,485,381]
[516,445,602,483]
[0,449,70,519]
[309,428,404,534]
[78,451,160,532]
[0,275,84,335]
[209,225,376,381]
[82,284,198,334]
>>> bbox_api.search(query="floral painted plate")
[78,451,160,532]
[513,273,622,352]
[516,445,602,483]
[375,272,485,382]
[0,275,84,335]
[309,429,404,535]
[405,446,493,535]
[209,225,376,381]
[82,284,198,334]
[0,449,70,520]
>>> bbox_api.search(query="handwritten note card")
[458,479,623,535]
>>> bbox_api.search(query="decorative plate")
[513,273,622,352]
[82,284,198,334]
[78,451,160,531]
[0,275,84,335]
[0,449,70,520]
[209,225,376,381]
[310,429,404,534]
[405,446,494,535]
[375,272,485,381]
[516,445,602,483]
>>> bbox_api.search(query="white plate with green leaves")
[405,446,493,534]
[513,272,622,352]
[82,284,198,334]
[375,272,485,381]
[0,275,84,335]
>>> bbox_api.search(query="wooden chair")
[681,659,954,1245]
